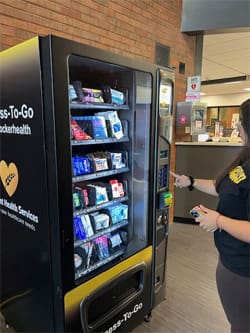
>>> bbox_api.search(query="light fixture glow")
[223,81,242,85]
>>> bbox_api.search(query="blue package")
[104,203,128,224]
[77,216,87,240]
[72,156,85,176]
[110,152,126,169]
[79,157,92,174]
[109,233,122,248]
[95,111,124,139]
[72,157,79,176]
[73,217,80,240]
[74,216,86,240]
[110,89,125,105]
[80,214,94,237]
[77,157,85,175]
[72,156,92,176]
[92,116,108,139]
[72,116,108,139]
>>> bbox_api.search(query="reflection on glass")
[159,70,174,143]
[133,71,152,246]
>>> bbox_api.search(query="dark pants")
[216,259,250,333]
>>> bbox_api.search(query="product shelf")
[71,136,129,146]
[75,247,126,279]
[70,102,129,111]
[72,167,129,183]
[74,219,128,247]
[73,195,129,216]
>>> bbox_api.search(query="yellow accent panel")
[0,37,39,66]
[64,246,152,316]
[229,166,246,184]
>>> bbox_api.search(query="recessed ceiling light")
[223,81,242,85]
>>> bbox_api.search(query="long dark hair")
[215,98,250,189]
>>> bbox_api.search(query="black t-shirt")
[214,163,250,277]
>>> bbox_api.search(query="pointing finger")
[170,170,178,178]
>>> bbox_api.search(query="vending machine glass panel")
[67,55,152,284]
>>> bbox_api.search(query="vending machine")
[0,35,174,332]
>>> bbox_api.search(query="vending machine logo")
[0,160,19,197]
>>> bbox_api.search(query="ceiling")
[201,31,250,96]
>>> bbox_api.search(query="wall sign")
[185,75,201,102]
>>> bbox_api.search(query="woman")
[171,98,250,333]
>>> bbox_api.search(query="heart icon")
[0,160,19,197]
[191,83,196,90]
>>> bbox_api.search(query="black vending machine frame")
[0,35,173,332]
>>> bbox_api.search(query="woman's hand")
[194,204,220,232]
[170,170,218,196]
[170,171,191,188]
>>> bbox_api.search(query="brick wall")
[0,0,197,221]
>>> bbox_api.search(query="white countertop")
[175,141,243,147]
